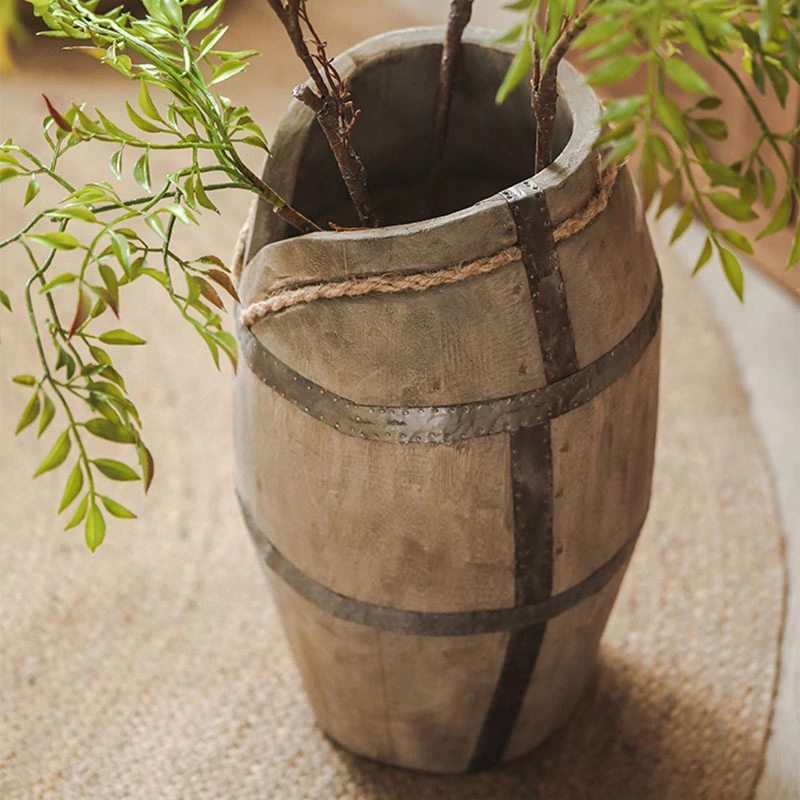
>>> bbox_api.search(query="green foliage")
[497,0,800,297]
[0,0,272,550]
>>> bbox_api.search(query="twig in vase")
[426,0,473,216]
[266,0,379,228]
[532,11,589,173]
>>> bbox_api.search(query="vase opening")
[282,40,574,232]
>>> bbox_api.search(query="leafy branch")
[497,0,800,298]
[0,0,322,550]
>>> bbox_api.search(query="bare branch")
[426,0,473,215]
[266,0,379,227]
[532,12,590,172]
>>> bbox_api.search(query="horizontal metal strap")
[239,494,642,637]
[238,272,662,443]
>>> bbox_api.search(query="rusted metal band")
[468,423,555,771]
[238,493,642,637]
[502,180,579,381]
[237,272,662,443]
[469,182,571,771]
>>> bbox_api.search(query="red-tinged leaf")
[69,288,92,338]
[205,268,239,302]
[198,277,224,309]
[42,94,72,132]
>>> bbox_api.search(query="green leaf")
[85,418,137,443]
[39,273,77,293]
[85,503,106,552]
[161,0,183,28]
[696,96,722,110]
[16,392,41,435]
[100,495,137,519]
[0,290,10,311]
[574,18,625,48]
[26,231,81,250]
[0,167,20,184]
[110,147,124,180]
[601,135,637,167]
[757,192,792,239]
[137,442,155,492]
[696,118,728,140]
[187,0,224,31]
[210,59,248,86]
[491,22,523,45]
[707,192,758,222]
[585,55,641,87]
[600,96,645,124]
[98,328,146,346]
[764,59,789,106]
[65,493,88,530]
[657,173,682,218]
[788,227,800,270]
[720,229,754,255]
[38,394,55,437]
[495,39,532,104]
[33,429,71,476]
[133,151,151,191]
[138,80,162,122]
[670,204,695,244]
[12,375,36,385]
[193,177,218,212]
[59,462,84,512]
[109,231,131,274]
[94,458,140,481]
[655,95,687,146]
[24,178,41,206]
[693,237,713,274]
[665,59,713,95]
[759,164,776,208]
[126,101,162,134]
[50,206,98,223]
[718,247,744,301]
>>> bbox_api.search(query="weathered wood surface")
[233,28,661,773]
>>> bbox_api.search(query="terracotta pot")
[233,27,661,774]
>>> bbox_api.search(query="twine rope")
[239,164,619,328]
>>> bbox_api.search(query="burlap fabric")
[0,5,785,798]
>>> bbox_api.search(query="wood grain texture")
[234,366,517,613]
[233,28,661,773]
[550,333,661,593]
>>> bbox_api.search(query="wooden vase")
[233,27,661,774]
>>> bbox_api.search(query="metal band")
[468,423,555,771]
[239,493,642,637]
[502,181,579,381]
[238,271,662,443]
[468,181,573,771]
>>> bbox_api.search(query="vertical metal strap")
[468,180,578,771]
[468,425,554,771]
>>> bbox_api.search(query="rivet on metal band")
[237,272,662,443]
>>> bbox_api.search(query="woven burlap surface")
[0,7,787,799]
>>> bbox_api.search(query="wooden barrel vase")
[233,27,661,774]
